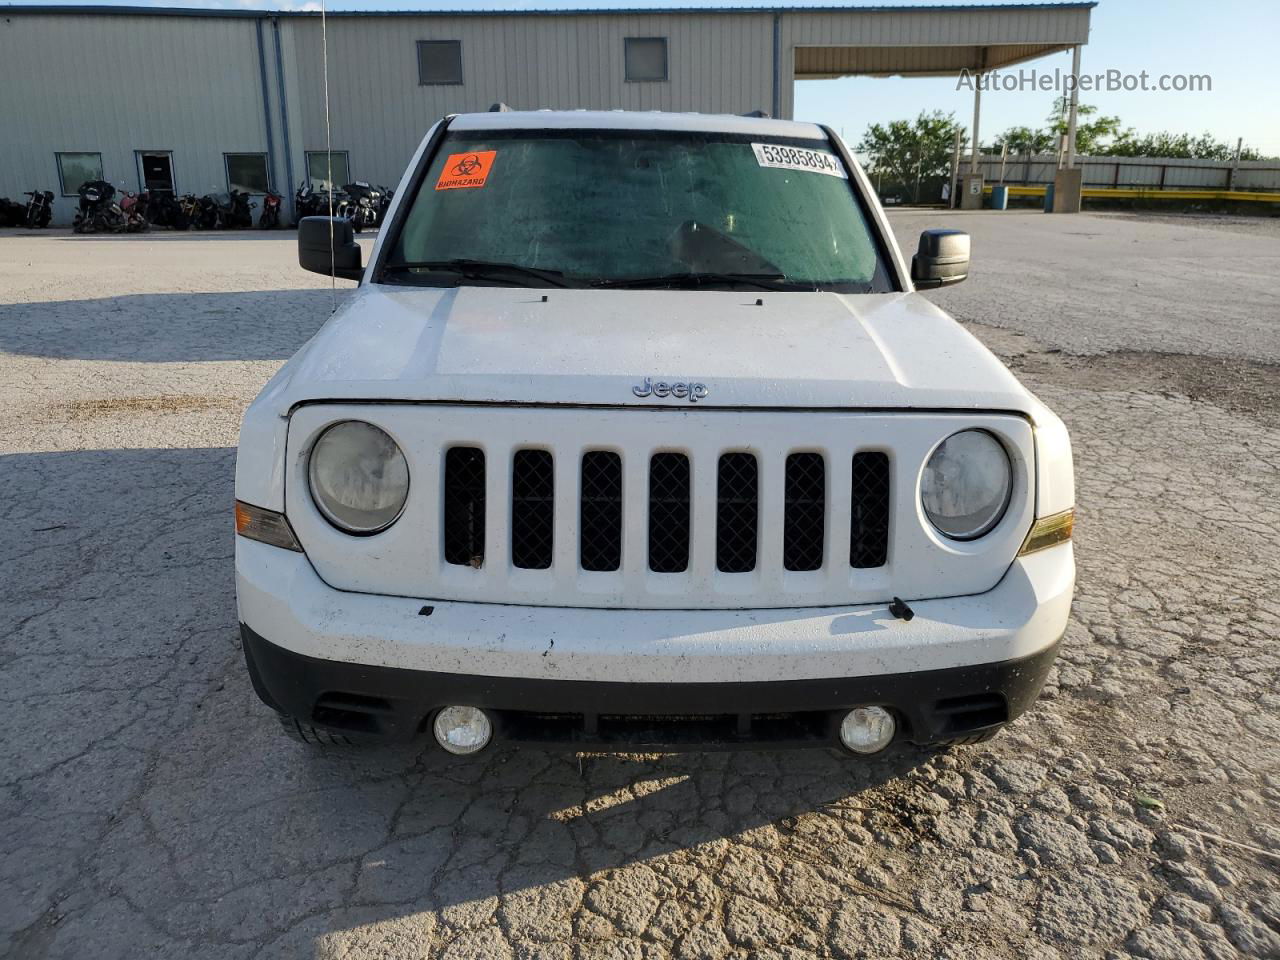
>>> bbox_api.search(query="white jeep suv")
[234,110,1074,756]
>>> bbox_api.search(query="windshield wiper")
[381,258,572,288]
[591,271,792,291]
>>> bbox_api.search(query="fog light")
[839,706,896,754]
[432,706,492,755]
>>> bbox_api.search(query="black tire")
[275,712,358,747]
[934,727,1002,749]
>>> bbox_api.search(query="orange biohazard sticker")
[435,151,497,190]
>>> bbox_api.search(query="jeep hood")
[264,284,1036,414]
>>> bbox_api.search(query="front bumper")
[235,537,1072,750]
[243,624,1058,749]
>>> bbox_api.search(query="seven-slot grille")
[441,447,891,574]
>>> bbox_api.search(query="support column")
[771,13,781,119]
[1065,44,1081,168]
[969,78,982,173]
[948,128,962,208]
[959,70,985,209]
[1053,45,1085,213]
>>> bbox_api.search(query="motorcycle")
[0,196,27,227]
[23,190,54,228]
[341,181,395,233]
[117,187,150,232]
[177,193,203,228]
[73,180,127,234]
[194,193,222,230]
[295,180,350,223]
[258,190,282,229]
[224,189,256,229]
[145,192,190,230]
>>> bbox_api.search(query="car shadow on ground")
[0,289,345,362]
[48,230,298,242]
[3,445,945,958]
[1,228,305,241]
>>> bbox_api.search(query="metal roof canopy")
[783,5,1093,81]
[795,42,1081,79]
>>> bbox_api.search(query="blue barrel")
[1043,183,1055,212]
[989,185,1009,210]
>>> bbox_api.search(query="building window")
[418,40,463,85]
[306,151,350,190]
[225,153,271,194]
[56,152,103,196]
[625,37,667,82]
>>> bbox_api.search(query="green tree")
[990,100,1122,156]
[1103,130,1265,160]
[1045,98,1123,155]
[989,125,1056,155]
[857,110,965,202]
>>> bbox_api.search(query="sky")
[10,0,1280,154]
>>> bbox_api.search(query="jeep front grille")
[441,444,890,578]
[288,406,1036,610]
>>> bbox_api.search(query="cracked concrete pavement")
[2,211,1278,959]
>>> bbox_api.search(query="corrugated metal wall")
[283,12,775,190]
[0,13,272,224]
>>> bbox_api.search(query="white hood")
[264,284,1036,414]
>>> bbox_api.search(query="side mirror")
[298,216,362,281]
[911,229,969,289]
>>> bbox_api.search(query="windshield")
[381,129,894,292]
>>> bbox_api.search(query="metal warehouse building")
[0,2,1092,224]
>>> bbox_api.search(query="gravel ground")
[2,213,1278,960]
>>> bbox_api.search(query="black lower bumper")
[240,624,1059,751]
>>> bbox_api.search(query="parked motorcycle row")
[0,178,392,233]
[69,182,270,234]
[295,180,393,233]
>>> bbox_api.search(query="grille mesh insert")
[783,452,825,571]
[579,451,622,572]
[443,446,486,567]
[850,451,891,568]
[511,449,554,569]
[716,452,758,573]
[648,453,690,573]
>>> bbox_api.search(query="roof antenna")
[320,0,336,313]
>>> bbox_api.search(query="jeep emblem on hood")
[632,377,709,403]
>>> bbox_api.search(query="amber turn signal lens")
[1017,508,1074,556]
[235,500,304,552]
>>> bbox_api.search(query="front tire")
[933,727,1003,749]
[275,712,358,747]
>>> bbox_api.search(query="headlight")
[921,429,1012,540]
[308,421,409,534]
